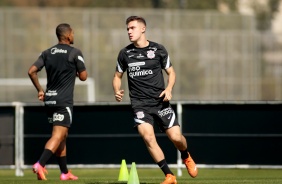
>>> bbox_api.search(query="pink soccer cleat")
[32,162,48,180]
[60,171,78,180]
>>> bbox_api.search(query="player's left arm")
[159,66,176,101]
[77,70,87,81]
[73,49,88,81]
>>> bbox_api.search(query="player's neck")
[58,40,71,45]
[134,39,149,48]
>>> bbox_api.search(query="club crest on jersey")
[147,50,155,59]
[136,111,145,119]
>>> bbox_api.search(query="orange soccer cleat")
[160,174,177,184]
[183,153,198,178]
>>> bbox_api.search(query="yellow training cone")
[127,162,139,184]
[118,159,129,181]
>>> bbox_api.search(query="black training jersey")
[33,44,86,106]
[116,41,172,101]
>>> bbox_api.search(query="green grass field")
[0,168,282,184]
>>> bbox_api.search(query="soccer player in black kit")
[112,16,198,184]
[28,23,87,180]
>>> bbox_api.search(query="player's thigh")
[137,123,158,145]
[137,122,155,137]
[51,125,69,139]
[165,125,182,142]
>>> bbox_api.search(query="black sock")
[38,149,53,167]
[157,159,173,176]
[180,149,189,160]
[57,156,68,174]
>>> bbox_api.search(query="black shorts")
[46,106,73,128]
[131,100,179,132]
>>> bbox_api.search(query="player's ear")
[142,26,146,33]
[66,33,71,41]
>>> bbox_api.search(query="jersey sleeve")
[33,52,45,71]
[159,44,172,69]
[72,48,86,73]
[116,49,127,73]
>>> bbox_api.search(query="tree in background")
[251,0,280,30]
[0,0,280,30]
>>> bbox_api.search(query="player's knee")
[143,134,157,145]
[51,134,66,142]
[170,133,182,143]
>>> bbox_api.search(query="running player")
[28,23,87,180]
[112,16,198,184]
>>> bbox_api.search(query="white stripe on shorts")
[66,107,72,124]
[134,118,146,124]
[168,112,176,128]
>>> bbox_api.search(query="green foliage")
[252,0,281,30]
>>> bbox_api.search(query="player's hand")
[38,91,45,101]
[115,89,124,102]
[159,89,172,101]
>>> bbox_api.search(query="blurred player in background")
[112,16,198,184]
[28,23,87,180]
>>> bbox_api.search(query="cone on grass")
[127,162,139,184]
[118,159,129,181]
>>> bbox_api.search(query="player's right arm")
[112,71,124,102]
[28,52,45,101]
[28,65,45,101]
[113,49,127,102]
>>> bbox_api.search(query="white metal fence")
[0,8,281,102]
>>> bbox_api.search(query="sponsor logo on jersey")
[128,62,145,67]
[129,70,153,78]
[136,111,145,119]
[45,101,57,105]
[126,49,135,53]
[128,55,134,58]
[53,113,64,121]
[45,90,58,96]
[51,47,67,54]
[128,62,153,78]
[147,50,155,59]
[137,54,144,58]
[158,107,174,117]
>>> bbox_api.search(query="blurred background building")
[0,0,281,103]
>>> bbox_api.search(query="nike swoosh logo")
[168,114,172,119]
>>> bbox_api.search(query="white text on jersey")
[51,47,67,54]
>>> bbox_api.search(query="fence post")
[176,102,183,177]
[14,102,24,176]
